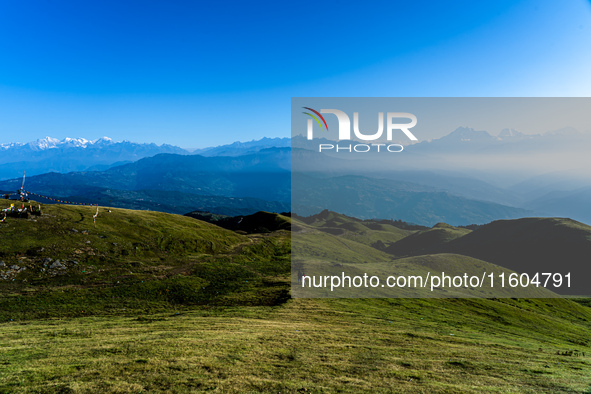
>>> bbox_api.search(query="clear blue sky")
[0,0,590,149]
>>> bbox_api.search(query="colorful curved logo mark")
[302,107,328,131]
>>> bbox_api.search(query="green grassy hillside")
[0,202,290,321]
[295,210,414,248]
[1,204,591,392]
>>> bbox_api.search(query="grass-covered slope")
[0,202,246,260]
[291,214,395,268]
[0,202,290,320]
[295,210,414,248]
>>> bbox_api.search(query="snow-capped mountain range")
[0,136,190,181]
[2,136,150,151]
[1,127,588,183]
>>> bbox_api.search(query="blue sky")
[0,0,590,149]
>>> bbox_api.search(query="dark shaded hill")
[384,223,471,256]
[438,217,591,295]
[185,211,291,234]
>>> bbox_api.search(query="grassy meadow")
[2,298,591,393]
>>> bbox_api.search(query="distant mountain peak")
[498,128,524,138]
[440,127,496,143]
[28,136,61,150]
[40,136,60,143]
[496,128,534,143]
